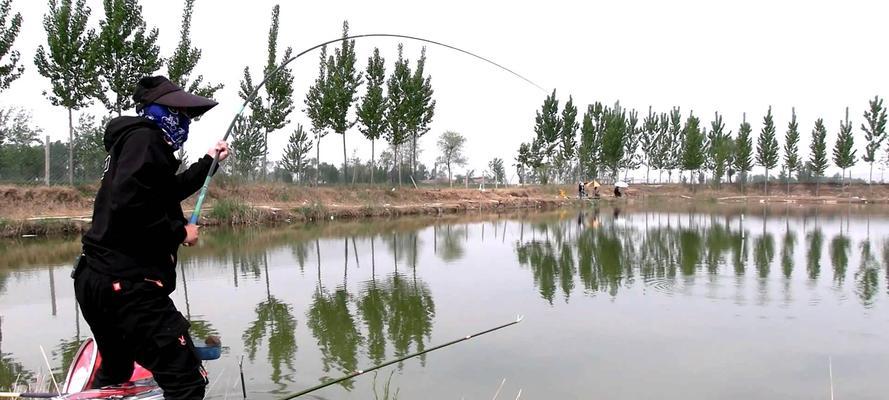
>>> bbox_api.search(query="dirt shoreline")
[1,182,886,238]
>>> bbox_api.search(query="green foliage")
[488,157,505,184]
[680,111,705,172]
[559,96,578,161]
[535,90,562,155]
[600,102,626,180]
[733,113,754,177]
[709,112,733,186]
[385,44,412,183]
[621,108,641,176]
[578,103,601,180]
[71,114,107,181]
[166,0,222,98]
[34,0,97,109]
[239,5,294,178]
[327,21,362,181]
[0,0,22,91]
[357,47,387,183]
[861,96,887,182]
[783,108,801,179]
[405,47,435,176]
[0,108,43,183]
[756,106,780,170]
[667,107,683,172]
[208,198,255,223]
[92,0,162,115]
[436,130,466,186]
[279,124,313,182]
[833,107,857,185]
[230,115,265,179]
[640,106,660,181]
[809,118,829,177]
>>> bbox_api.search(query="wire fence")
[0,136,106,186]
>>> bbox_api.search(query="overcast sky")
[3,0,889,181]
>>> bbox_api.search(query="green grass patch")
[208,199,256,224]
[295,201,328,220]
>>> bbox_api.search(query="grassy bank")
[0,182,886,238]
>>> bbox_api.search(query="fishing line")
[277,315,524,399]
[189,33,547,224]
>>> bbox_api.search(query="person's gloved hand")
[207,141,230,162]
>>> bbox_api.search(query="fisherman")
[614,185,622,197]
[578,181,585,199]
[72,76,229,400]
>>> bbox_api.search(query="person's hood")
[103,116,159,152]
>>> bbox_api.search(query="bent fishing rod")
[276,315,524,400]
[189,33,546,224]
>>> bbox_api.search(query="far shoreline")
[1,182,886,239]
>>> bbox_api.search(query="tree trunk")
[396,145,402,186]
[869,162,874,198]
[646,165,650,184]
[370,139,375,185]
[263,131,268,180]
[68,108,74,185]
[342,131,348,184]
[786,167,790,196]
[315,135,321,185]
[764,167,768,196]
[411,132,417,178]
[841,167,846,193]
[447,161,452,187]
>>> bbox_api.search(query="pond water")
[1,204,888,399]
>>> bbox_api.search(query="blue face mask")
[139,103,191,150]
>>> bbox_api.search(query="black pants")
[73,259,207,400]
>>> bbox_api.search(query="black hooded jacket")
[82,116,214,291]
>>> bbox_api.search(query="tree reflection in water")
[515,210,870,304]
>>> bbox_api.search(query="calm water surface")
[1,205,888,399]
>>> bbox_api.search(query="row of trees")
[0,0,223,184]
[517,91,889,195]
[231,13,438,186]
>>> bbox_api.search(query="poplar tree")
[305,45,331,185]
[34,0,97,185]
[640,106,659,183]
[406,47,435,179]
[559,95,578,182]
[783,107,800,194]
[385,44,412,185]
[681,111,705,190]
[239,4,294,179]
[861,96,887,191]
[809,118,828,196]
[601,102,626,181]
[734,113,754,192]
[578,104,600,180]
[621,109,641,180]
[0,0,23,91]
[166,0,222,167]
[833,107,857,190]
[356,47,386,184]
[665,107,683,182]
[709,112,732,188]
[280,124,312,183]
[756,106,780,195]
[167,0,221,98]
[92,0,161,115]
[532,90,562,184]
[653,112,669,182]
[328,21,361,183]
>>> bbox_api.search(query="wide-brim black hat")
[133,76,218,118]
